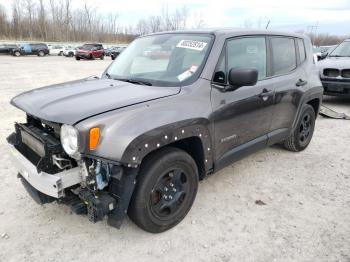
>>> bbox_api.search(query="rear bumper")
[8,144,82,199]
[321,79,350,97]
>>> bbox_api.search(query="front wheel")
[14,51,21,57]
[38,51,44,57]
[100,55,104,60]
[128,147,199,233]
[75,56,80,60]
[283,104,316,152]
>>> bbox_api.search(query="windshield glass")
[82,44,95,50]
[329,41,350,57]
[106,33,213,86]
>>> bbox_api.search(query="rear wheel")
[75,56,80,60]
[283,104,316,152]
[38,50,44,57]
[59,51,63,56]
[69,52,74,57]
[14,51,21,57]
[100,54,104,60]
[128,147,198,233]
[90,54,95,60]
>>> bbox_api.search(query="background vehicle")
[7,30,323,233]
[318,39,350,97]
[0,43,18,55]
[63,46,78,57]
[314,45,337,60]
[12,43,49,57]
[104,46,115,56]
[48,44,65,56]
[75,43,104,60]
[143,45,171,59]
[110,46,126,60]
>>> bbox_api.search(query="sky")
[1,0,350,35]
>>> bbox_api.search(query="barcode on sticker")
[177,40,207,51]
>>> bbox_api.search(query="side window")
[271,37,297,75]
[227,37,267,80]
[213,51,226,84]
[296,38,306,63]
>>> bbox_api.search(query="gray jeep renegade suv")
[7,29,323,233]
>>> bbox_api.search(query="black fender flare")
[291,85,323,132]
[120,118,213,171]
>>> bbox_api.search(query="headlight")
[60,124,78,156]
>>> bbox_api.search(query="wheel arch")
[291,86,323,131]
[120,120,213,178]
[306,97,321,117]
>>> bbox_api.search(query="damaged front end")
[7,115,137,228]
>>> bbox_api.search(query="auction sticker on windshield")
[177,40,207,51]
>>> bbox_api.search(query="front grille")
[323,68,340,77]
[341,69,350,78]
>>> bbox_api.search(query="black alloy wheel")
[128,147,198,233]
[283,104,316,152]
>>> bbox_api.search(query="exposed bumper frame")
[8,145,82,198]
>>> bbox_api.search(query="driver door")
[210,36,275,167]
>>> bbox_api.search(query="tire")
[90,54,95,60]
[283,104,316,152]
[38,50,44,57]
[59,51,63,56]
[100,55,104,60]
[75,56,80,60]
[14,51,21,57]
[69,52,74,57]
[128,147,199,233]
[111,55,115,60]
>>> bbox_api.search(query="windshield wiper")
[329,55,348,57]
[114,78,153,86]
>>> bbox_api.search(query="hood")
[76,49,90,53]
[318,57,350,69]
[11,78,180,125]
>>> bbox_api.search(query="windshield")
[81,44,95,50]
[329,41,350,57]
[105,33,214,86]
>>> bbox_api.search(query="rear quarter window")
[296,38,306,63]
[271,37,297,75]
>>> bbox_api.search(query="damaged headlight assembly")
[60,124,79,156]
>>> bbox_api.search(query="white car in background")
[63,46,78,57]
[48,45,66,56]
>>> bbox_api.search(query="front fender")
[120,119,213,169]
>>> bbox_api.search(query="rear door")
[30,44,38,54]
[211,36,275,162]
[268,36,306,143]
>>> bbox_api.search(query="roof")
[146,28,306,39]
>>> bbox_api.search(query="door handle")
[258,88,274,98]
[296,79,308,87]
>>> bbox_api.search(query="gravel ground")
[0,56,349,262]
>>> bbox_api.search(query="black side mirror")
[320,52,328,60]
[227,67,258,91]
